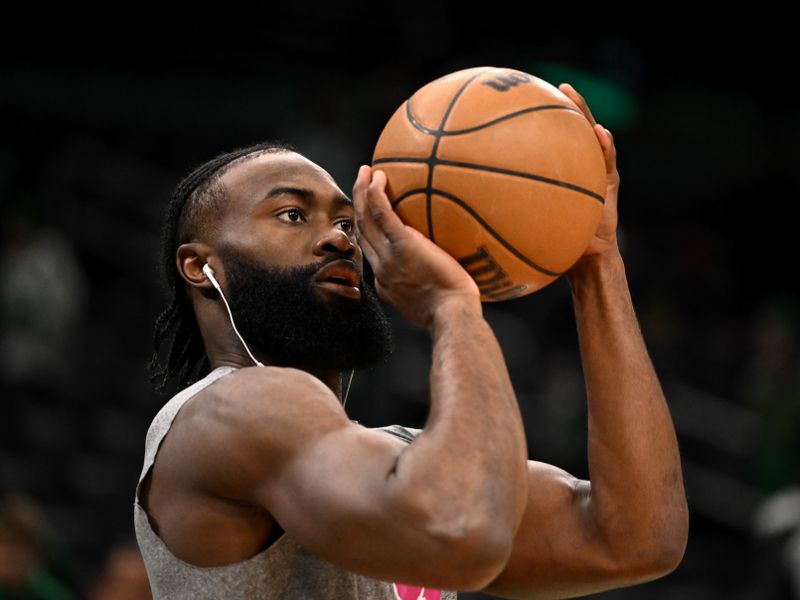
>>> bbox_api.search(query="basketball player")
[134,83,688,599]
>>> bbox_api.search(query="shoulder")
[189,365,343,430]
[160,366,350,499]
[211,365,337,402]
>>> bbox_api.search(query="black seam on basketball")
[438,160,605,203]
[399,188,563,277]
[406,101,438,135]
[444,105,583,134]
[389,188,428,208]
[405,103,582,136]
[373,157,605,204]
[406,66,504,136]
[424,67,494,244]
[374,156,428,165]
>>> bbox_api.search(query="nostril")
[315,228,358,258]
[322,243,354,260]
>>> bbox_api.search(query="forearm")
[568,249,688,569]
[393,297,528,556]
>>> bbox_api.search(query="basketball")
[371,66,607,302]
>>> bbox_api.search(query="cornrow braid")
[147,141,299,396]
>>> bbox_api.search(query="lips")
[312,259,362,301]
[312,259,361,289]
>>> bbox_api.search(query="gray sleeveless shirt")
[134,365,458,599]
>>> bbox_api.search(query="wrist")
[566,245,625,292]
[427,293,483,335]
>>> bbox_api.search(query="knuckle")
[369,206,387,224]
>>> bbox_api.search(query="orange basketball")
[371,66,606,302]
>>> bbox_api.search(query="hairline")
[178,147,300,245]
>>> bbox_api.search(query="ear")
[176,242,216,290]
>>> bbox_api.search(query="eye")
[337,218,354,233]
[277,208,305,224]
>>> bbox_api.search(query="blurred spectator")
[743,295,800,493]
[751,486,800,599]
[0,210,87,389]
[743,296,800,599]
[87,543,151,600]
[0,493,75,600]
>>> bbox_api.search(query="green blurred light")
[520,60,639,132]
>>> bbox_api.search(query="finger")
[355,233,390,303]
[352,164,370,206]
[593,127,620,212]
[594,124,619,182]
[364,169,407,245]
[559,82,597,126]
[403,224,444,255]
[353,165,384,246]
[356,230,380,277]
[559,82,595,123]
[352,164,371,221]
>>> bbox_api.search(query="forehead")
[219,152,344,212]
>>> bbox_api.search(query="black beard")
[215,245,394,372]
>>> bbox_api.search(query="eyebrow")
[261,186,353,208]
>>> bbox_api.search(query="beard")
[215,245,395,372]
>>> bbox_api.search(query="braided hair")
[147,141,299,395]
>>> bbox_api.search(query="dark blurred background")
[1,11,798,600]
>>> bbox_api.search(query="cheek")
[219,220,304,264]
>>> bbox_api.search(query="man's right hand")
[352,165,480,331]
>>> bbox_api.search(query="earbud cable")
[209,276,264,368]
[343,368,355,408]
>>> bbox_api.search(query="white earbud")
[202,263,221,291]
[203,263,264,368]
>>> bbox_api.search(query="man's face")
[212,152,394,371]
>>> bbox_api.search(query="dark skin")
[142,149,527,590]
[140,83,688,596]
[177,153,358,395]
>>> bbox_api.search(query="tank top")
[134,365,459,599]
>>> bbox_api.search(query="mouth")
[312,260,362,300]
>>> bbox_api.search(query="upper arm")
[477,460,679,600]
[474,460,614,600]
[172,366,492,591]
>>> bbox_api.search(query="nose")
[312,226,358,261]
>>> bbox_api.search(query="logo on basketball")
[459,246,528,301]
[480,71,532,92]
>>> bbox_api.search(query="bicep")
[258,424,453,579]
[478,461,625,600]
[259,421,490,590]
[184,368,480,590]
